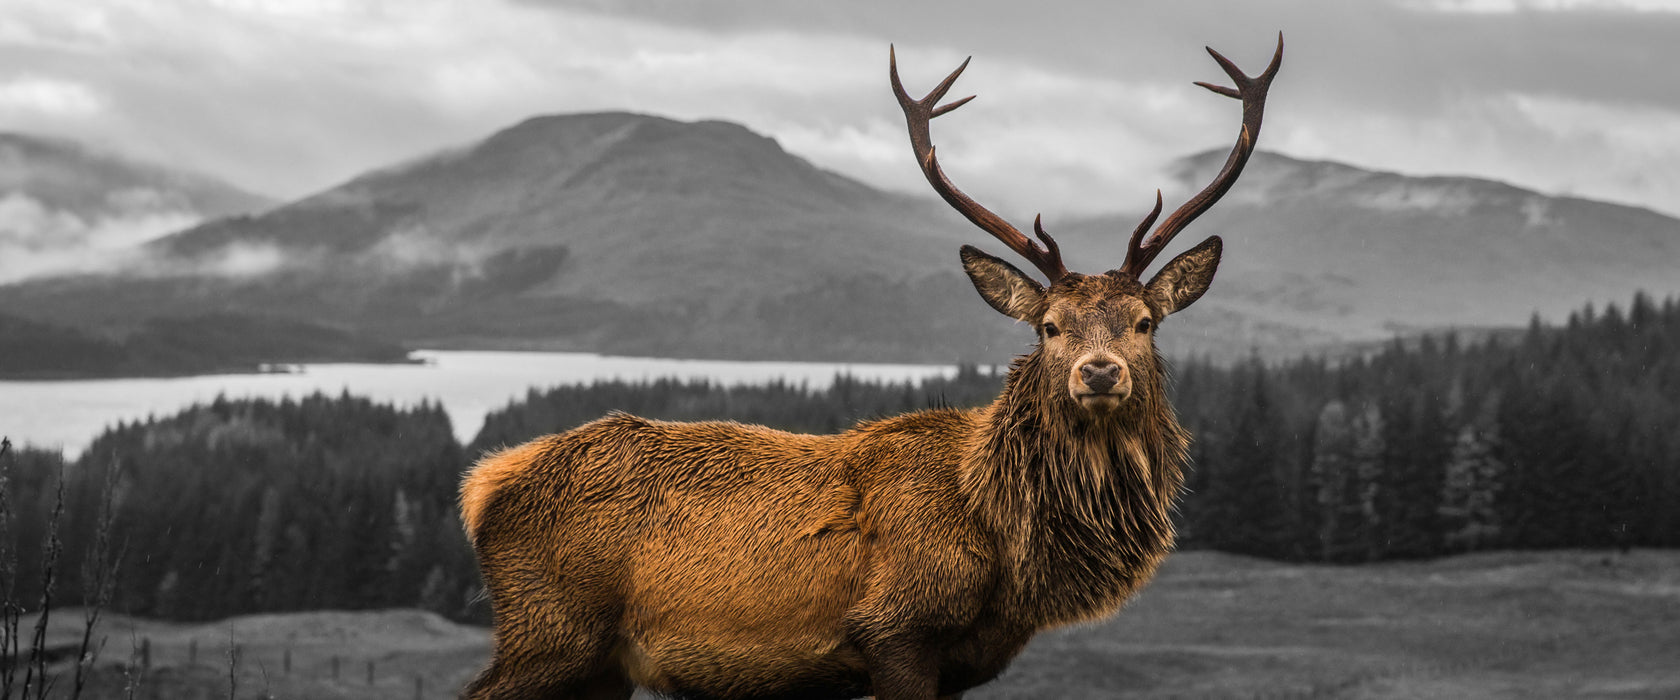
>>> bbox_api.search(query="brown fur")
[459,244,1222,699]
[461,440,546,540]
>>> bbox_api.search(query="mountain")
[0,133,274,282]
[3,115,1677,367]
[1053,151,1680,360]
[2,113,1026,364]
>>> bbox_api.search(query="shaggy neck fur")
[959,347,1191,627]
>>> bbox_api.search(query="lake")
[0,350,962,457]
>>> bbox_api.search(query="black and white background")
[1,1,1677,698]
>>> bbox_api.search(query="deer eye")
[1136,318,1153,334]
[1042,322,1061,338]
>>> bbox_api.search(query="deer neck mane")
[959,350,1191,624]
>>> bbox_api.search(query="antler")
[1116,33,1284,280]
[890,46,1069,283]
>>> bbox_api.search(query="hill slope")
[1057,151,1680,358]
[4,116,1678,365]
[0,133,273,282]
[4,112,1023,363]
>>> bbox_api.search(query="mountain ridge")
[3,114,1677,367]
[3,112,1014,364]
[0,132,273,216]
[1053,148,1680,357]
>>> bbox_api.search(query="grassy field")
[33,549,1680,699]
[33,609,489,700]
[978,549,1680,699]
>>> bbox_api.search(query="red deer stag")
[461,36,1283,700]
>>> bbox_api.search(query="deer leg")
[461,646,629,700]
[465,560,626,699]
[461,646,631,700]
[575,670,635,700]
[861,639,941,700]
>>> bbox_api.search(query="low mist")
[0,189,201,282]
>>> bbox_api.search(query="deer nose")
[1080,360,1123,393]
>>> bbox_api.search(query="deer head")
[891,36,1282,415]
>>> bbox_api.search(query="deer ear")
[961,245,1046,322]
[1144,236,1222,316]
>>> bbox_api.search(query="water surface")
[1,350,959,456]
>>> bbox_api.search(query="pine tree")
[1497,379,1601,548]
[248,486,282,609]
[1201,364,1294,558]
[1440,395,1503,551]
[1376,388,1451,558]
[1304,400,1364,562]
[1350,401,1386,562]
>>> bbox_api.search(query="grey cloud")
[4,0,1675,223]
[503,0,1680,217]
[516,0,1680,116]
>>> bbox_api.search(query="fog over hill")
[4,112,1027,364]
[0,133,273,283]
[2,114,1677,366]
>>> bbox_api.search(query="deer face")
[892,39,1276,413]
[962,237,1223,413]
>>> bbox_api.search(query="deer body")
[464,344,1186,699]
[463,37,1280,700]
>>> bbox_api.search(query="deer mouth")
[1074,389,1129,411]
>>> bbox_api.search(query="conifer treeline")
[3,394,481,622]
[2,294,1675,624]
[1174,292,1678,559]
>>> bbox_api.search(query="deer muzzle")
[1071,355,1131,410]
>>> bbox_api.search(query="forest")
[2,293,1676,627]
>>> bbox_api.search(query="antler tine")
[1124,190,1164,269]
[890,46,1068,283]
[1119,33,1283,280]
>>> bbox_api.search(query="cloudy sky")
[2,0,1678,221]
